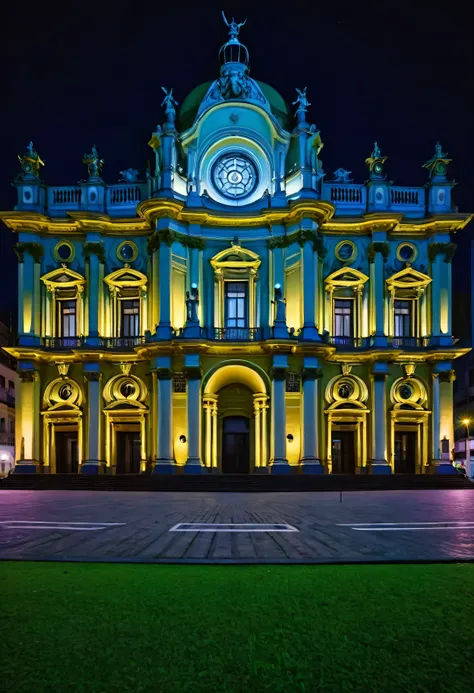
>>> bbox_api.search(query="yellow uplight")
[462,418,471,426]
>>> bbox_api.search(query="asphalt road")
[1,489,473,563]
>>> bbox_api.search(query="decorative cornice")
[14,241,43,263]
[368,241,390,263]
[268,230,326,258]
[302,367,323,381]
[270,366,288,381]
[184,366,202,380]
[428,242,457,263]
[438,369,456,383]
[83,241,106,264]
[148,230,206,254]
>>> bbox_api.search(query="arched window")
[386,267,431,343]
[41,267,86,341]
[104,268,148,341]
[210,245,261,339]
[324,268,369,343]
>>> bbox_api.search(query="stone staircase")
[1,473,473,492]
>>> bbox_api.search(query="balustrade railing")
[389,337,429,348]
[326,336,369,348]
[100,337,145,348]
[48,186,82,207]
[42,337,84,348]
[107,185,144,205]
[390,186,424,209]
[212,327,262,341]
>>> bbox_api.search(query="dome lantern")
[219,12,249,72]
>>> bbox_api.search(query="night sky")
[1,0,472,333]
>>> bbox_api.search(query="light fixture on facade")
[286,434,294,442]
[179,435,187,444]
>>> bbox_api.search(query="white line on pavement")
[0,521,126,526]
[169,522,299,532]
[352,526,474,531]
[337,521,474,526]
[0,525,108,531]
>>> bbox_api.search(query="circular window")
[58,383,73,400]
[212,153,258,200]
[396,243,417,263]
[120,382,135,398]
[117,241,138,263]
[399,383,413,400]
[335,240,357,263]
[338,382,353,399]
[54,241,75,263]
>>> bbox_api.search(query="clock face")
[212,153,258,200]
[374,162,383,174]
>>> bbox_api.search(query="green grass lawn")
[2,562,474,693]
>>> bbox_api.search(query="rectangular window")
[172,373,187,394]
[334,299,353,337]
[0,376,5,388]
[225,282,248,328]
[121,300,140,337]
[394,300,412,337]
[58,300,76,337]
[8,381,14,391]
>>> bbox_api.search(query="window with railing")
[394,300,413,337]
[334,299,353,337]
[225,282,248,328]
[120,299,140,337]
[58,299,77,337]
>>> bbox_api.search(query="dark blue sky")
[1,0,472,329]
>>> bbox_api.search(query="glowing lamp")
[179,435,187,444]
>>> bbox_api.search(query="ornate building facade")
[1,17,472,476]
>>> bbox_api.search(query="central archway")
[202,362,269,473]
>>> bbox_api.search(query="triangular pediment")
[41,267,85,287]
[386,267,431,289]
[325,267,369,287]
[104,268,147,288]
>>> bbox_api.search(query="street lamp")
[462,418,471,469]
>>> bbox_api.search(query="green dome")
[178,80,291,132]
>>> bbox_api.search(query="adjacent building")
[1,17,472,476]
[0,321,16,475]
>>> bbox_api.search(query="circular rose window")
[212,153,258,200]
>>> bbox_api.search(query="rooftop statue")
[119,168,139,183]
[435,142,447,159]
[306,124,323,171]
[371,141,381,159]
[222,11,247,41]
[18,141,45,178]
[82,145,104,179]
[332,168,353,183]
[422,142,451,179]
[293,87,311,114]
[161,87,179,125]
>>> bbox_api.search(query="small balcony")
[211,327,263,341]
[42,337,84,349]
[99,337,145,349]
[0,433,15,446]
[325,336,371,349]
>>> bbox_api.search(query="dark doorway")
[55,429,78,473]
[116,431,141,474]
[222,416,250,474]
[394,430,417,473]
[331,430,355,474]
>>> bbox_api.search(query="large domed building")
[1,15,471,477]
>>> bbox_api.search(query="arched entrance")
[202,363,269,474]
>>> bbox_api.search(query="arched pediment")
[210,245,261,271]
[204,362,268,396]
[325,267,369,289]
[41,266,85,289]
[386,267,431,290]
[104,268,147,289]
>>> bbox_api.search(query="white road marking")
[169,522,299,532]
[337,521,474,526]
[352,526,474,532]
[0,520,126,531]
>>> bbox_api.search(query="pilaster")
[81,366,106,474]
[151,356,175,473]
[13,367,41,473]
[184,354,204,473]
[370,365,391,474]
[299,359,324,473]
[269,355,290,473]
[433,365,457,473]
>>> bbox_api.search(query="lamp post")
[462,418,471,471]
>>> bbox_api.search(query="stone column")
[435,367,457,473]
[431,372,441,466]
[269,356,290,473]
[18,249,41,346]
[370,367,391,474]
[370,243,388,347]
[152,357,175,473]
[299,230,320,341]
[81,367,106,475]
[156,233,173,339]
[184,355,203,473]
[300,359,324,473]
[13,368,41,473]
[203,397,216,469]
[84,242,103,347]
[430,251,442,337]
[211,400,218,471]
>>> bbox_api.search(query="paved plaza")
[0,489,473,563]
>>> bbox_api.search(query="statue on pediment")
[161,87,178,125]
[82,145,104,179]
[222,12,247,41]
[332,168,353,183]
[293,87,310,115]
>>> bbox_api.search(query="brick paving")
[0,490,473,563]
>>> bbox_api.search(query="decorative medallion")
[212,153,258,199]
[335,240,357,264]
[396,243,417,263]
[117,241,138,263]
[54,241,75,263]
